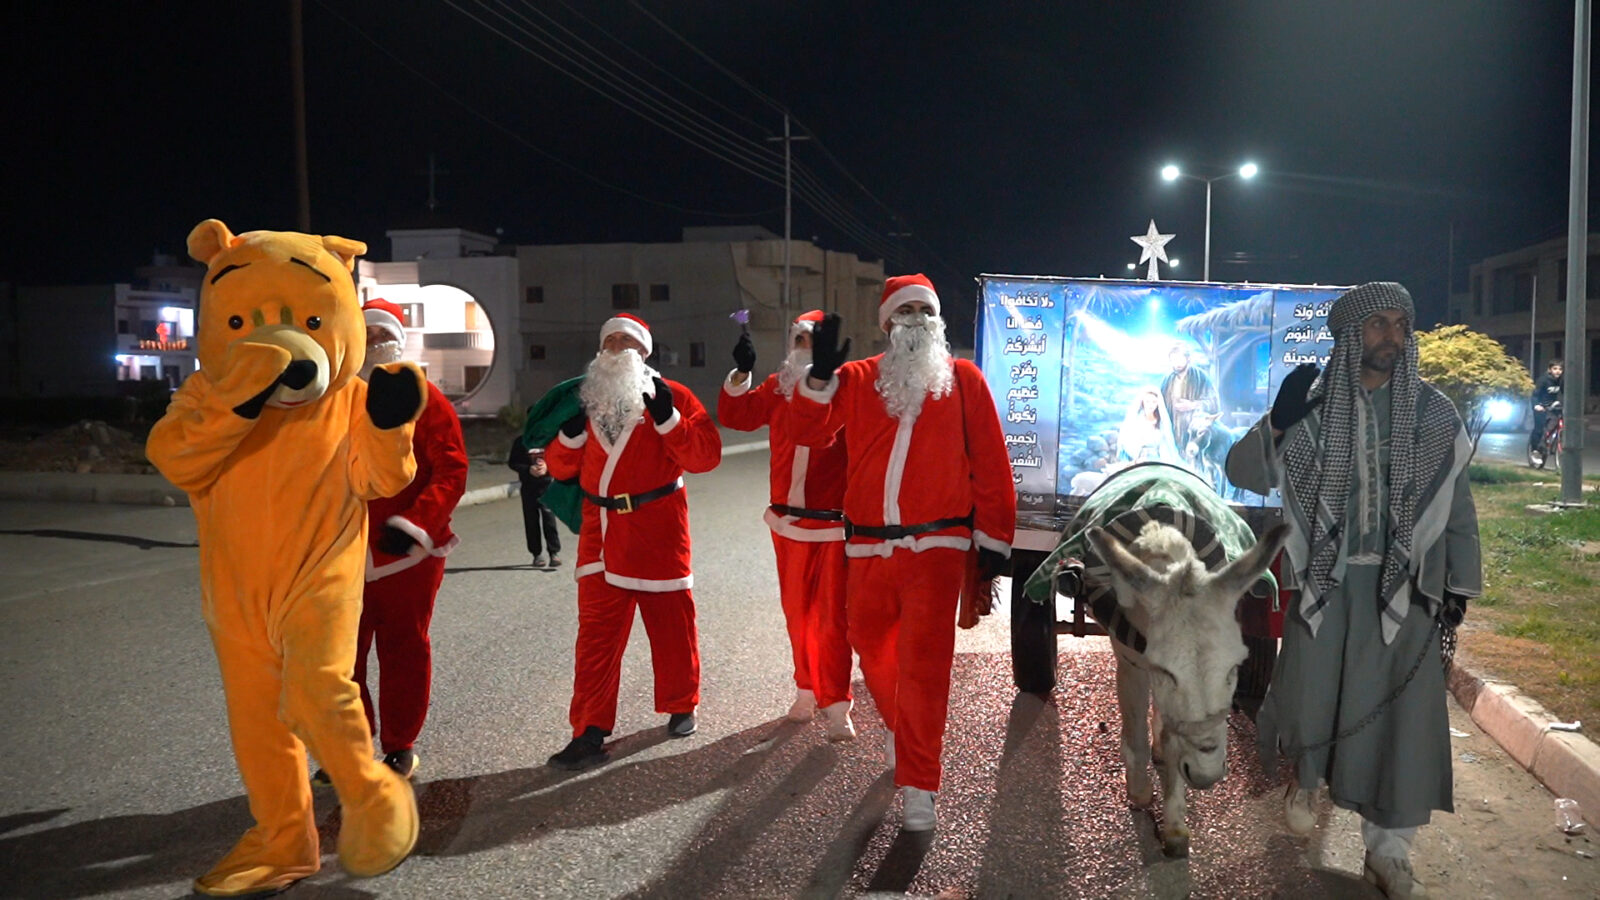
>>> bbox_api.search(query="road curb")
[1448,661,1597,830]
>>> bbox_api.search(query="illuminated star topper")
[1131,219,1175,281]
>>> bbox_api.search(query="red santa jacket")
[545,378,722,592]
[717,369,848,542]
[790,356,1016,560]
[367,380,468,581]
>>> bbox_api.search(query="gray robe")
[1226,383,1482,828]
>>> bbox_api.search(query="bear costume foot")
[193,827,317,897]
[336,766,419,878]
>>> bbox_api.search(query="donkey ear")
[1207,522,1290,609]
[1086,526,1162,606]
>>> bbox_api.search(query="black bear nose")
[280,359,317,390]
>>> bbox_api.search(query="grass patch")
[1458,465,1600,726]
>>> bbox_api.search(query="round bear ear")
[321,234,367,272]
[187,219,237,266]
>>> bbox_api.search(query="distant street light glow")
[1239,162,1259,179]
[1161,164,1180,182]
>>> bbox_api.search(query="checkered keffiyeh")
[1279,282,1463,643]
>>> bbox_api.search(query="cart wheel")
[1233,634,1276,720]
[1009,550,1057,694]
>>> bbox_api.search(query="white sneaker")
[901,786,936,832]
[786,689,816,722]
[821,700,856,742]
[1284,783,1317,835]
[1364,852,1423,898]
[532,554,547,568]
[884,732,896,770]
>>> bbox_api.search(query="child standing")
[509,435,562,569]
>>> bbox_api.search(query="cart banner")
[976,277,1344,512]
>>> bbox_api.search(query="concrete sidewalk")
[0,435,772,510]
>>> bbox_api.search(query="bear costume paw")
[366,363,426,430]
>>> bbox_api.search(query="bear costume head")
[187,218,368,410]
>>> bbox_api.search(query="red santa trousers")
[846,545,966,792]
[569,576,700,738]
[772,533,853,707]
[355,553,445,753]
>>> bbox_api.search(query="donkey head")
[1086,520,1289,789]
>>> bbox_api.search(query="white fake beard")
[359,339,404,381]
[775,347,812,398]
[876,312,953,419]
[581,349,653,442]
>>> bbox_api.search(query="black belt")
[844,513,973,540]
[582,480,682,514]
[770,503,844,522]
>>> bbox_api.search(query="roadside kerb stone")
[1450,664,1598,829]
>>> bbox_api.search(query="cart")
[974,275,1348,706]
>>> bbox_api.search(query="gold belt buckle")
[615,492,634,514]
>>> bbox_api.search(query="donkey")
[1084,519,1288,857]
[1183,411,1244,501]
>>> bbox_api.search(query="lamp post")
[1160,162,1258,282]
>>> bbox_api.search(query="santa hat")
[599,312,652,357]
[362,298,407,343]
[879,274,940,329]
[790,309,825,340]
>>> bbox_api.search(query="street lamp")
[1160,162,1258,282]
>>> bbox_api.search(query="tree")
[1415,324,1534,452]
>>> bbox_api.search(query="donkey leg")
[1156,731,1190,857]
[1114,653,1153,806]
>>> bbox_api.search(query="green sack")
[520,375,586,534]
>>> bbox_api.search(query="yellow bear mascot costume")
[146,220,426,895]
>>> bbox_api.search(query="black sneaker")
[667,711,697,738]
[382,749,420,780]
[547,726,611,770]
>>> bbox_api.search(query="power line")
[311,0,778,220]
[446,0,911,263]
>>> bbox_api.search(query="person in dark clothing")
[1529,360,1564,454]
[509,435,562,569]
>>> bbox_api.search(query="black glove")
[732,332,756,374]
[643,377,675,425]
[378,525,416,556]
[978,548,1008,582]
[1440,591,1469,628]
[809,312,851,383]
[1270,363,1323,432]
[367,365,423,430]
[560,411,588,439]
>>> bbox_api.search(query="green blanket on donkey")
[1021,463,1277,650]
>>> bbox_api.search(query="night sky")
[4,1,1593,332]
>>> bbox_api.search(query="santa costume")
[718,310,855,739]
[354,298,469,778]
[790,275,1016,831]
[543,313,723,768]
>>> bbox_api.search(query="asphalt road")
[0,450,1595,898]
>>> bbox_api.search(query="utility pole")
[420,154,450,213]
[290,0,310,231]
[766,114,809,320]
[1561,0,1591,503]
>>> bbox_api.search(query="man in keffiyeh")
[1226,282,1481,899]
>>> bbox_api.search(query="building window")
[690,341,706,368]
[611,284,640,309]
[650,283,670,303]
[525,286,544,304]
[528,344,545,361]
[402,303,425,328]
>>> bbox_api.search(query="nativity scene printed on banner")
[975,276,1345,515]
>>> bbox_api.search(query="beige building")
[363,225,887,418]
[1448,233,1599,402]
